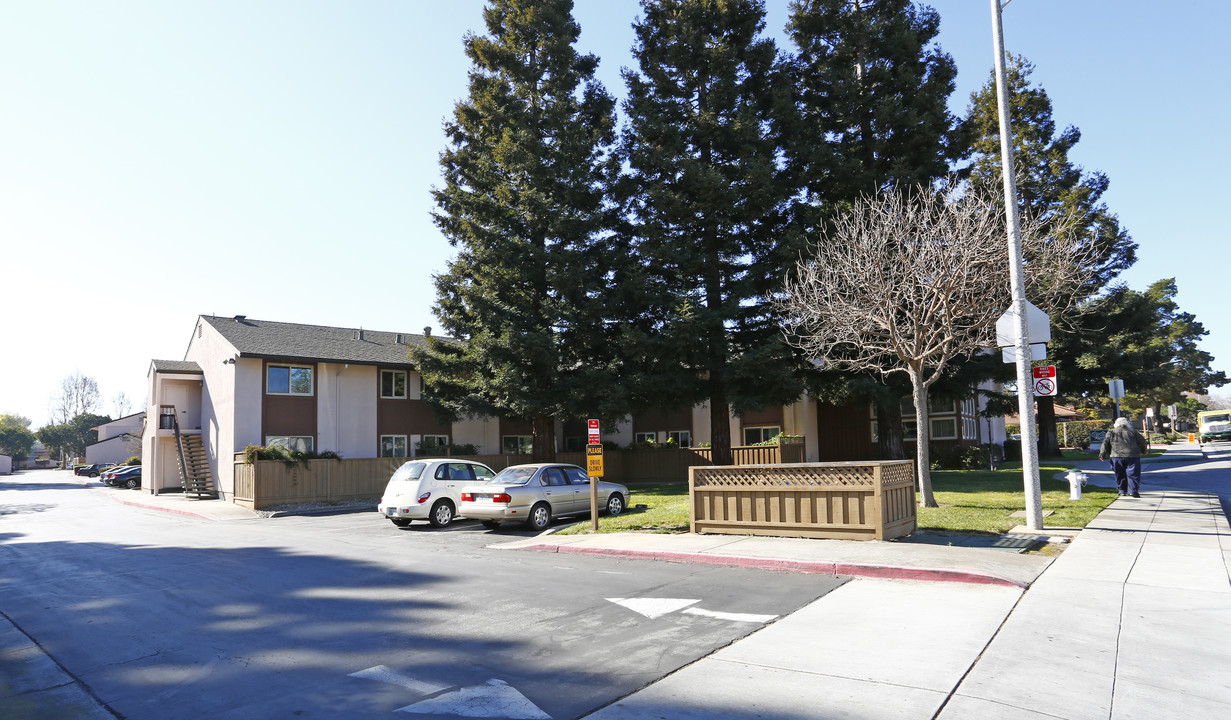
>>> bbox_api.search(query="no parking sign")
[1032,366,1058,397]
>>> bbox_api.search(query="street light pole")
[991,0,1044,531]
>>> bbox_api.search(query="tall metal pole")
[991,0,1044,531]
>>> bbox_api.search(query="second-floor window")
[267,365,313,396]
[381,370,407,399]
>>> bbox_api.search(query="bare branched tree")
[112,391,132,418]
[48,371,102,426]
[778,181,1095,507]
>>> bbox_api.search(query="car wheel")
[428,500,455,528]
[527,503,552,531]
[89,471,99,478]
[481,520,501,530]
[126,478,140,490]
[390,518,411,528]
[606,493,625,517]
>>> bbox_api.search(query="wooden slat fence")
[690,460,916,541]
[232,441,810,510]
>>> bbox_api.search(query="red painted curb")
[104,493,217,521]
[525,543,1026,588]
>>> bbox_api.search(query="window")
[419,435,449,452]
[930,418,958,440]
[503,435,532,454]
[540,467,569,486]
[668,430,692,447]
[267,365,313,395]
[743,426,781,446]
[902,422,918,442]
[381,370,407,399]
[564,436,583,452]
[381,435,407,458]
[435,462,488,481]
[567,467,591,485]
[634,432,657,444]
[266,435,313,453]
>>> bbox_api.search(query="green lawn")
[558,461,1118,536]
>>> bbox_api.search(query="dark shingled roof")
[199,315,435,367]
[151,360,203,374]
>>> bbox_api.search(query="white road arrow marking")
[349,665,451,695]
[606,597,700,619]
[681,607,778,623]
[396,678,550,719]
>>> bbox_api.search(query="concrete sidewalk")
[562,442,1231,719]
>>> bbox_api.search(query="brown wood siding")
[500,418,533,436]
[739,406,783,427]
[377,398,451,437]
[816,402,877,461]
[633,407,693,433]
[262,392,317,443]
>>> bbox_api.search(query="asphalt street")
[0,470,844,719]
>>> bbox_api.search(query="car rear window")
[390,462,427,482]
[489,466,536,485]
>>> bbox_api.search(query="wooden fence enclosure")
[232,441,807,510]
[689,460,916,541]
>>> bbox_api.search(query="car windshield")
[487,466,538,486]
[389,462,427,482]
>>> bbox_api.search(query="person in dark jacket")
[1099,417,1149,497]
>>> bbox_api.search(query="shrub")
[243,444,343,468]
[929,444,999,470]
[414,440,480,456]
[125,456,141,466]
[1002,438,1021,461]
[1147,432,1173,445]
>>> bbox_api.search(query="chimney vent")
[234,315,246,322]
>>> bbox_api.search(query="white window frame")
[418,435,449,455]
[667,430,691,447]
[381,370,408,399]
[266,435,314,453]
[743,426,781,446]
[267,364,314,396]
[381,435,408,458]
[930,418,958,440]
[502,435,532,455]
[634,432,657,444]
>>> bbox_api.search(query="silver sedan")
[458,463,629,531]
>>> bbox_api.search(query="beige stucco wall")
[318,362,378,458]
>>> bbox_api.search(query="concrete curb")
[518,542,1028,588]
[101,492,219,521]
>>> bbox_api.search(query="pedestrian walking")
[1099,417,1149,497]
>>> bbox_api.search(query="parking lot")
[1,469,846,719]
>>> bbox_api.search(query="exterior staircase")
[163,405,217,499]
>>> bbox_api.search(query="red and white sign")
[587,418,600,445]
[1033,377,1057,397]
[1032,365,1056,379]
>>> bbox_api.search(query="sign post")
[587,418,601,531]
[1109,379,1125,419]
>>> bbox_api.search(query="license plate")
[387,508,396,516]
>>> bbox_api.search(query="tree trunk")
[531,416,556,463]
[709,379,733,466]
[876,396,906,461]
[911,374,937,508]
[1036,397,1061,459]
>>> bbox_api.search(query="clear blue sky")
[2,0,1227,429]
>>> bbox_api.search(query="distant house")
[86,412,146,465]
[142,314,1005,504]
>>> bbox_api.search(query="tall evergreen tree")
[964,54,1137,457]
[413,0,619,461]
[620,0,803,465]
[786,0,962,459]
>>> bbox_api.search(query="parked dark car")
[101,466,142,489]
[74,463,111,477]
